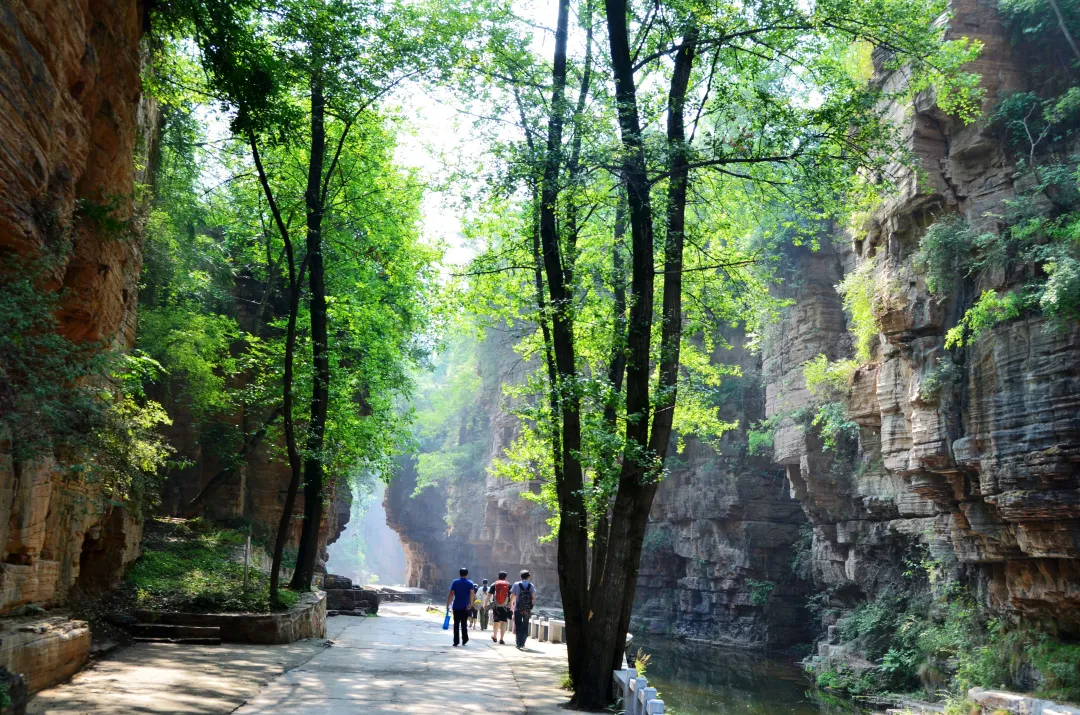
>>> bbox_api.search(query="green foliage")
[919,358,961,403]
[791,523,814,580]
[814,664,878,695]
[813,579,1080,702]
[0,247,172,511]
[936,88,1080,348]
[642,528,675,555]
[140,21,442,513]
[804,355,858,399]
[836,258,883,363]
[746,579,775,606]
[990,90,1080,162]
[747,414,779,456]
[811,403,857,452]
[914,215,979,297]
[746,425,775,457]
[946,290,1027,348]
[126,518,301,612]
[802,356,859,451]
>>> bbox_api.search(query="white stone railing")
[528,617,565,643]
[525,621,662,713]
[613,668,665,715]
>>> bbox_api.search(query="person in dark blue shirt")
[446,567,476,646]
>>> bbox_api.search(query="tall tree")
[150,0,458,595]
[465,0,984,704]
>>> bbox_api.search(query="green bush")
[0,251,172,513]
[126,518,300,613]
[746,579,775,606]
[642,528,675,554]
[804,354,857,399]
[836,257,882,363]
[919,358,961,403]
[946,290,1026,348]
[914,214,978,297]
[811,402,859,452]
[813,581,1080,702]
[747,415,778,456]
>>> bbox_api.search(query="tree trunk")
[291,60,330,592]
[537,0,592,689]
[1047,0,1080,64]
[247,130,308,605]
[575,9,698,706]
[589,193,627,598]
[609,21,698,683]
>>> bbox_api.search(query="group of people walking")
[446,568,537,650]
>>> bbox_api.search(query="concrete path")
[235,603,572,714]
[28,603,571,714]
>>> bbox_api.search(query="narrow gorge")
[1,0,1078,710]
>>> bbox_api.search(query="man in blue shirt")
[446,567,476,646]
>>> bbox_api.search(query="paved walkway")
[28,604,571,714]
[235,604,571,714]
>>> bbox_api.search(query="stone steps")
[131,623,221,644]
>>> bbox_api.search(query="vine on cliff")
[0,244,172,513]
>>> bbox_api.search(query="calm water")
[632,636,866,715]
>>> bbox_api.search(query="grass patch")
[125,517,301,613]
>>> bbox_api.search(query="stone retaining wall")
[0,617,89,694]
[136,591,326,645]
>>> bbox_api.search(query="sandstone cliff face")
[764,0,1080,634]
[157,406,351,576]
[0,0,153,616]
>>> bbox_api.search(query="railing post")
[628,677,647,715]
[613,668,637,708]
[638,685,657,715]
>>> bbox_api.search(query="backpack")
[516,582,534,616]
[493,580,510,605]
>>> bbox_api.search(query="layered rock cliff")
[384,329,558,596]
[0,0,153,616]
[765,0,1080,635]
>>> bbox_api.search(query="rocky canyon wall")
[632,337,814,648]
[0,0,155,615]
[764,0,1080,635]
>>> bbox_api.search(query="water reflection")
[633,636,866,715]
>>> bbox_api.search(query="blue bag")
[442,609,451,630]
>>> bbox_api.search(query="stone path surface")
[234,603,571,714]
[27,603,571,714]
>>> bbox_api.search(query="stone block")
[0,617,90,694]
[549,619,564,643]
